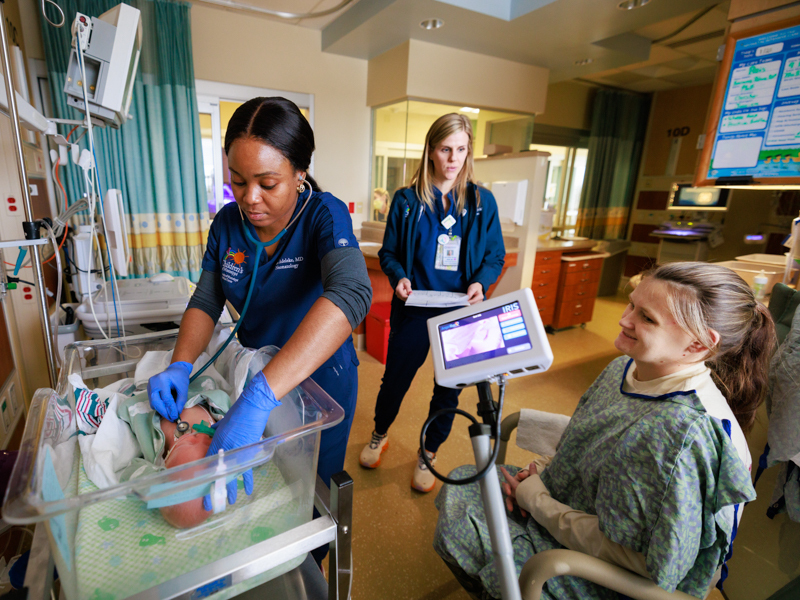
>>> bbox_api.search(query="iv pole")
[0,0,58,387]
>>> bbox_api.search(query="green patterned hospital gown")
[434,357,756,599]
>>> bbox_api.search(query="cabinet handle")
[577,292,585,296]
[576,304,583,308]
[574,312,583,316]
[580,278,589,282]
[582,263,591,269]
[542,256,552,261]
[538,283,548,287]
[541,269,551,274]
[536,295,546,300]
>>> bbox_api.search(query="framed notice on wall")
[696,17,800,186]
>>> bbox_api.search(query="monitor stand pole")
[470,381,522,600]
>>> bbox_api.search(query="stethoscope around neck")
[188,179,314,384]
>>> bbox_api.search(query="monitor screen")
[438,300,532,370]
[668,183,730,211]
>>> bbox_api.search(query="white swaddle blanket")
[76,333,258,490]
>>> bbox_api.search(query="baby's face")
[159,404,216,529]
[160,431,213,528]
[161,405,214,451]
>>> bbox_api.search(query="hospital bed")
[3,331,353,600]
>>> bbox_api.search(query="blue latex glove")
[147,361,193,422]
[203,371,280,511]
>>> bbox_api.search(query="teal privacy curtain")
[40,0,208,281]
[576,89,650,240]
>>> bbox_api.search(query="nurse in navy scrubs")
[359,113,505,493]
[147,97,372,534]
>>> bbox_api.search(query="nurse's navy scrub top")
[201,191,360,372]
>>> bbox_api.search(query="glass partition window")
[531,143,589,239]
[371,100,534,222]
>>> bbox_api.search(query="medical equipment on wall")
[422,288,554,600]
[653,183,727,263]
[189,184,316,384]
[1,0,142,381]
[64,4,142,128]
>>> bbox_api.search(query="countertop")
[537,238,597,252]
[358,235,521,258]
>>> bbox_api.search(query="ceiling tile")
[603,71,651,85]
[631,65,681,78]
[661,65,719,86]
[626,79,680,92]
[662,56,700,71]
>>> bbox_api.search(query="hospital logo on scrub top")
[222,247,247,283]
[337,238,349,247]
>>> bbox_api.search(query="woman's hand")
[395,278,413,301]
[466,282,484,305]
[500,462,538,516]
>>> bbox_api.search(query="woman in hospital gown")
[434,262,777,599]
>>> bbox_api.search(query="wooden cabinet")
[531,250,561,326]
[553,253,604,329]
[531,249,605,329]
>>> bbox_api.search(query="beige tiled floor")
[343,295,631,599]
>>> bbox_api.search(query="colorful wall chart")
[709,24,800,180]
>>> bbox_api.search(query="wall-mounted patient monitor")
[427,288,553,389]
[668,183,730,212]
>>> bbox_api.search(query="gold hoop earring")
[297,177,308,194]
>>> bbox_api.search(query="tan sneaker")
[411,449,436,492]
[359,431,389,468]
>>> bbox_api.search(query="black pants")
[373,297,462,453]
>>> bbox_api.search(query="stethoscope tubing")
[188,186,314,384]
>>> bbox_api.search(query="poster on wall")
[697,17,800,186]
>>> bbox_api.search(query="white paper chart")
[709,24,800,180]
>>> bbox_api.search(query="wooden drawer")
[554,297,596,328]
[535,251,562,268]
[531,277,559,300]
[560,281,599,303]
[537,304,555,327]
[532,291,556,313]
[562,257,603,274]
[563,268,601,287]
[533,262,560,284]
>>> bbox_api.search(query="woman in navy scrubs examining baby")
[359,113,505,493]
[146,98,372,549]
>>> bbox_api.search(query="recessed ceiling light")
[460,107,480,114]
[617,0,651,9]
[420,18,444,30]
[574,58,594,66]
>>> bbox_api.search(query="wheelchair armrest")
[518,549,697,600]
[497,412,521,464]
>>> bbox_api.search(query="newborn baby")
[159,405,214,528]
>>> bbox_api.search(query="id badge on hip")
[435,235,461,271]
